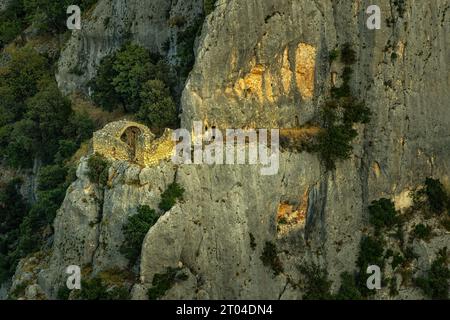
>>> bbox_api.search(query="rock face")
[56,0,204,94]
[8,0,450,299]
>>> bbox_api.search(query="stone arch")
[120,126,142,161]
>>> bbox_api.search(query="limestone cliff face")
[8,0,450,299]
[57,0,203,94]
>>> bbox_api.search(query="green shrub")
[90,55,121,111]
[38,165,68,191]
[356,236,385,295]
[148,267,188,300]
[299,263,333,300]
[111,43,157,112]
[0,1,27,48]
[91,42,173,116]
[313,124,357,170]
[416,247,449,299]
[137,80,178,132]
[79,277,108,300]
[260,241,283,276]
[424,178,448,214]
[0,46,48,120]
[342,98,372,125]
[87,153,109,186]
[391,252,405,270]
[120,205,159,266]
[368,198,399,233]
[389,277,399,296]
[412,224,432,241]
[158,182,185,212]
[57,285,71,300]
[335,272,363,300]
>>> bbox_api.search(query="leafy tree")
[4,119,38,168]
[313,124,357,170]
[368,198,399,233]
[424,178,449,214]
[37,165,68,191]
[111,43,155,112]
[0,1,27,48]
[121,205,159,266]
[0,179,28,234]
[25,79,73,163]
[137,80,178,132]
[0,46,48,121]
[91,42,174,120]
[90,55,121,110]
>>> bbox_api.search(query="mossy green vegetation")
[147,267,188,300]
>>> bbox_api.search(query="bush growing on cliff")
[87,153,110,186]
[412,224,433,241]
[260,241,283,276]
[120,205,159,266]
[158,182,185,212]
[416,247,450,299]
[424,178,449,214]
[299,263,333,300]
[356,236,385,296]
[313,124,357,170]
[335,272,363,300]
[310,43,371,170]
[148,267,188,300]
[368,198,399,233]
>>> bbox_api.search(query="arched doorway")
[121,126,141,161]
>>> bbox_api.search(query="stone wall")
[92,120,175,167]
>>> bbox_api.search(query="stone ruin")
[92,120,175,167]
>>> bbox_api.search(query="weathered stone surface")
[9,0,450,300]
[56,0,204,94]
